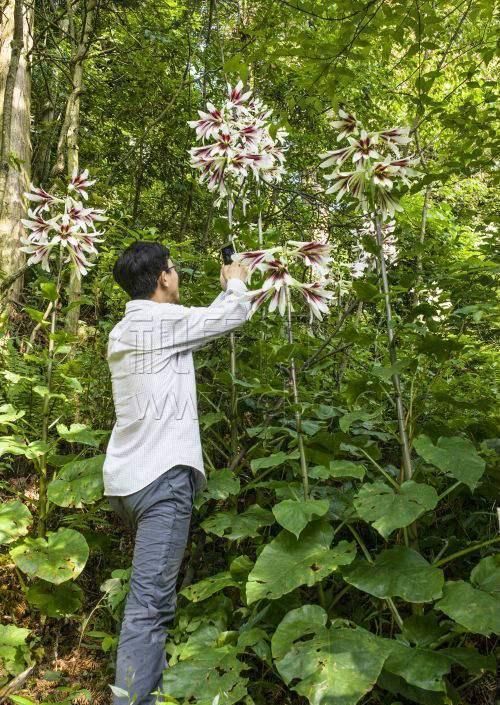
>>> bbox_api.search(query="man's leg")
[109,466,195,705]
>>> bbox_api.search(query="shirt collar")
[125,299,165,314]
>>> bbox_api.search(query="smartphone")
[221,243,235,265]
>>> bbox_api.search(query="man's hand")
[220,263,248,290]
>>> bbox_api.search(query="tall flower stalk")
[233,241,333,499]
[21,172,106,536]
[320,109,421,482]
[188,81,288,457]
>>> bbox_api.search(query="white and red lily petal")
[331,109,359,142]
[69,169,96,200]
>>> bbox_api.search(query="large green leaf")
[436,580,500,636]
[10,528,89,584]
[201,504,274,541]
[413,435,485,490]
[470,554,500,593]
[202,468,240,502]
[0,624,31,678]
[354,481,438,538]
[26,580,83,618]
[342,546,444,603]
[246,521,355,604]
[0,500,32,544]
[272,605,390,705]
[56,423,102,448]
[309,459,366,480]
[0,437,50,460]
[272,498,330,538]
[47,455,105,508]
[250,450,298,474]
[161,643,249,705]
[0,403,25,427]
[384,642,453,692]
[180,571,240,603]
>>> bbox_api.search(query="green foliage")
[1,0,498,701]
[10,528,89,585]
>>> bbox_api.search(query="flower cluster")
[21,170,106,276]
[320,109,420,219]
[232,241,333,322]
[351,217,397,278]
[188,81,287,207]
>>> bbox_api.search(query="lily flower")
[69,168,96,200]
[24,185,59,212]
[66,200,107,230]
[287,240,332,272]
[331,109,359,141]
[22,170,105,276]
[20,235,58,272]
[231,248,277,274]
[261,260,295,292]
[376,187,404,218]
[298,282,334,322]
[347,130,381,163]
[324,169,365,203]
[319,146,355,168]
[246,287,274,319]
[227,80,252,110]
[187,103,225,140]
[378,127,411,155]
[21,210,56,239]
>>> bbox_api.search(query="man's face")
[164,257,180,303]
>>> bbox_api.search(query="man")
[103,241,249,704]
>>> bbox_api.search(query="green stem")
[285,285,309,500]
[374,214,413,482]
[437,481,461,502]
[37,253,63,538]
[433,536,500,568]
[346,524,373,563]
[227,198,239,457]
[357,447,400,490]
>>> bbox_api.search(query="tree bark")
[0,0,32,301]
[50,0,97,332]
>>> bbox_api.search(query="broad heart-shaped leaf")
[471,554,500,593]
[26,580,83,618]
[272,498,330,538]
[354,481,438,538]
[384,642,454,693]
[342,546,444,603]
[250,450,299,474]
[47,455,105,508]
[385,642,496,693]
[200,504,274,541]
[0,436,50,459]
[202,468,240,502]
[413,435,485,490]
[436,580,500,636]
[56,423,102,448]
[162,643,250,705]
[0,403,25,427]
[180,571,240,603]
[0,500,32,544]
[309,460,366,480]
[245,520,356,604]
[272,605,390,705]
[0,624,31,677]
[10,528,89,584]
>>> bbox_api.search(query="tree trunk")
[0,0,32,302]
[50,0,97,332]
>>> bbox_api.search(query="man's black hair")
[113,241,170,299]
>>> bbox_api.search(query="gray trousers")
[107,465,195,705]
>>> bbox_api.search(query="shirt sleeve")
[169,278,251,354]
